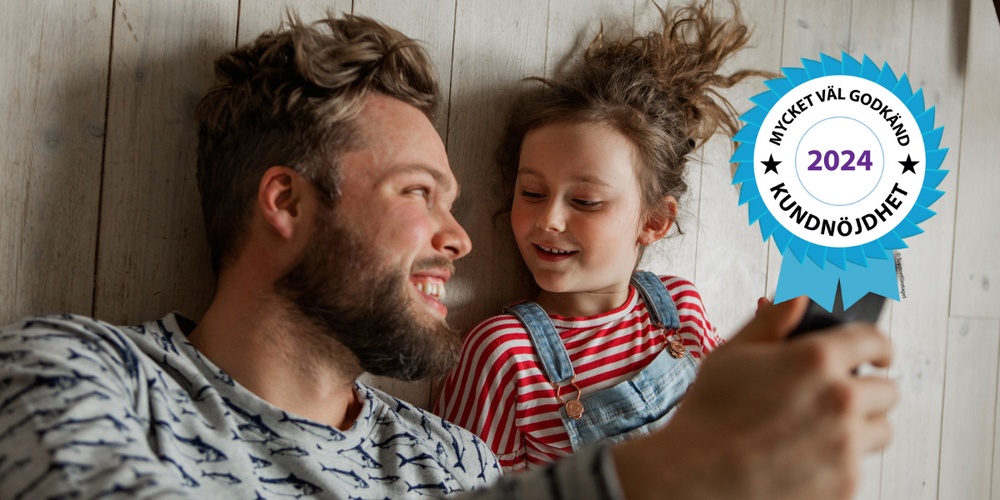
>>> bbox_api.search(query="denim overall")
[505,271,699,451]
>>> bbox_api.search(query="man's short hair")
[195,13,440,274]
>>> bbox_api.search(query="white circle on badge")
[795,116,884,206]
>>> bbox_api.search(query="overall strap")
[630,271,680,330]
[504,301,575,384]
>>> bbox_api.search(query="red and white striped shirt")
[434,276,721,472]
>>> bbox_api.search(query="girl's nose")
[535,201,566,232]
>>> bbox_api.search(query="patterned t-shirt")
[435,276,721,471]
[0,313,504,498]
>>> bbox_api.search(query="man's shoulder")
[1,313,136,359]
[1,312,187,339]
[0,312,191,378]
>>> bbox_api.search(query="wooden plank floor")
[1,1,997,497]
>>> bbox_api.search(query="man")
[0,13,896,499]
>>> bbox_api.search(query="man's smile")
[410,274,449,316]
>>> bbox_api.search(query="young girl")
[435,3,765,471]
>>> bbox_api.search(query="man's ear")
[258,166,310,240]
[638,196,677,246]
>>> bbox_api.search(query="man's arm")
[461,296,897,500]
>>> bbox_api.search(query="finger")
[730,295,809,344]
[853,376,899,417]
[755,296,772,315]
[816,323,894,372]
[861,413,895,453]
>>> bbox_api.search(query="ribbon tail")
[774,254,839,311]
[840,257,900,307]
[775,251,900,311]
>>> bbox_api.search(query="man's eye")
[406,187,430,198]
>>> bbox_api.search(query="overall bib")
[505,271,699,451]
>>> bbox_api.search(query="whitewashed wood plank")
[848,1,913,66]
[95,1,238,324]
[846,5,915,498]
[951,0,1000,317]
[351,0,458,409]
[353,0,456,144]
[689,0,784,339]
[782,1,852,60]
[545,0,634,78]
[879,1,967,498]
[0,1,112,324]
[938,316,1000,500]
[632,0,685,34]
[444,0,549,334]
[994,317,1000,500]
[237,0,353,46]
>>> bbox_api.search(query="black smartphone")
[788,286,886,338]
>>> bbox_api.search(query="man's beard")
[274,210,461,381]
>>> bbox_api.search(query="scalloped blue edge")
[730,51,948,267]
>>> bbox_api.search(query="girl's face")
[512,121,651,302]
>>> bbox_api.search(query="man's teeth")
[539,245,573,254]
[415,281,446,300]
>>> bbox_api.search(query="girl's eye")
[520,190,545,200]
[572,199,603,208]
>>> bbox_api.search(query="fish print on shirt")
[279,412,347,442]
[0,313,501,498]
[259,473,322,498]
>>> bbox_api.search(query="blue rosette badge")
[732,53,948,311]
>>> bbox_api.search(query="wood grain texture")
[879,1,968,498]
[938,317,1000,500]
[545,0,634,79]
[351,0,458,409]
[848,0,913,65]
[781,0,851,59]
[94,1,237,324]
[237,0,353,47]
[0,1,112,324]
[951,0,1000,317]
[847,4,916,498]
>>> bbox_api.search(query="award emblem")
[732,53,948,310]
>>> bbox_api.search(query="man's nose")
[435,211,472,260]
